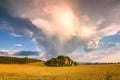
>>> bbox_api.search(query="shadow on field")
[105,72,113,80]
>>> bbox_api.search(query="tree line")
[0,56,41,64]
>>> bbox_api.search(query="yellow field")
[0,62,120,80]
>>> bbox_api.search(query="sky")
[0,0,120,62]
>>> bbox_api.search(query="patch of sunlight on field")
[0,63,120,80]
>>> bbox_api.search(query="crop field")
[0,63,120,80]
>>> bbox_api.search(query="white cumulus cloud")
[13,44,23,47]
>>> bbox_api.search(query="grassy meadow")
[0,62,120,80]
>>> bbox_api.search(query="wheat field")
[0,62,120,80]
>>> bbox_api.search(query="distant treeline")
[0,56,41,64]
[79,62,120,65]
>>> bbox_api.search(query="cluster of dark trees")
[45,55,78,67]
[0,56,41,64]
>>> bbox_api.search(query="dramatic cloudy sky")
[0,0,120,62]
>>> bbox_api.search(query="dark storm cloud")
[0,50,40,57]
[14,51,40,56]
[0,51,8,56]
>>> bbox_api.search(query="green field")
[0,62,120,80]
